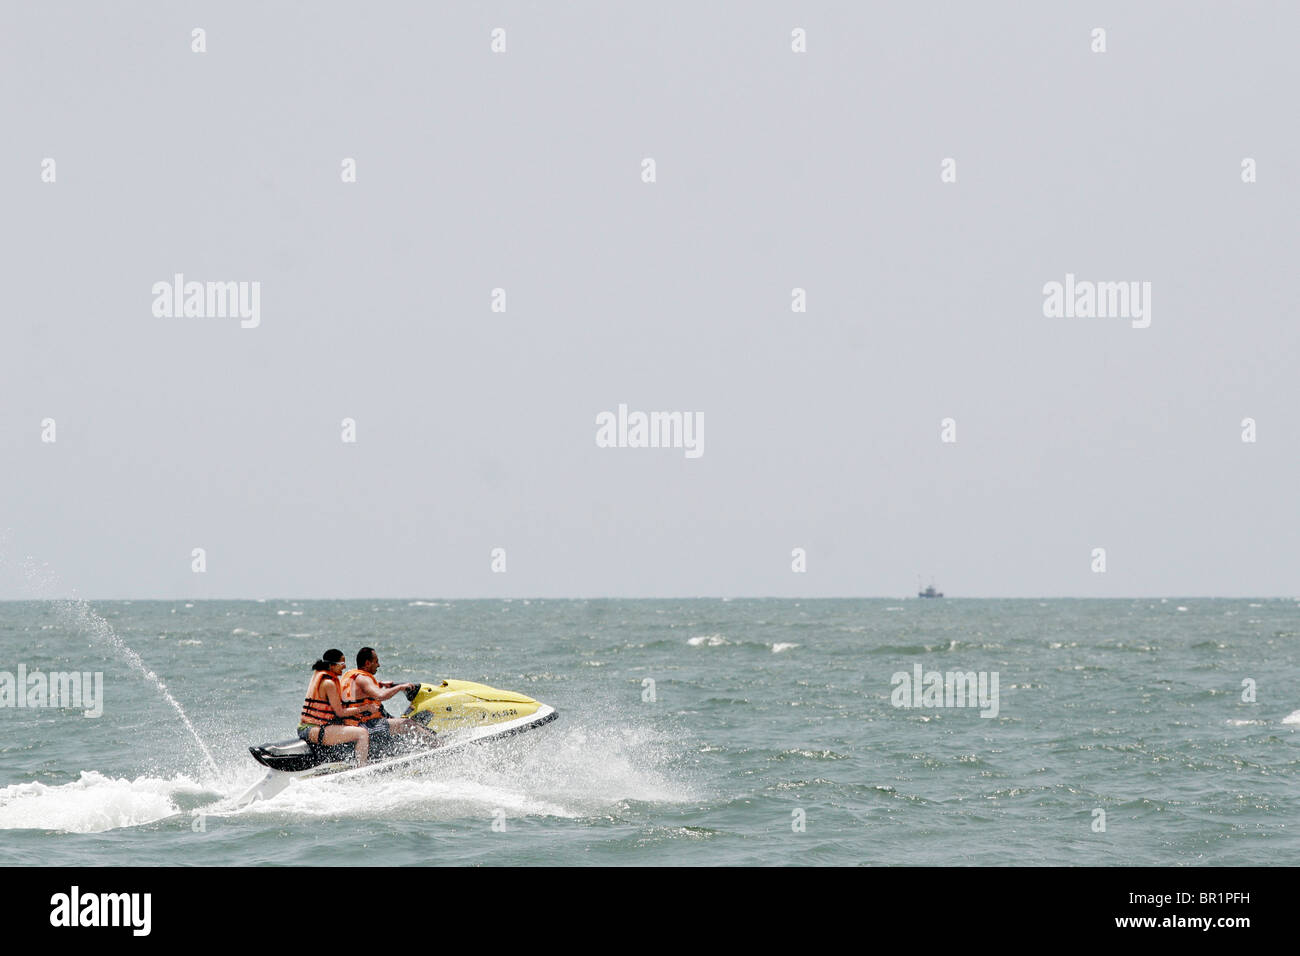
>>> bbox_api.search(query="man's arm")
[355,673,412,703]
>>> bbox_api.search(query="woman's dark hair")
[312,648,346,671]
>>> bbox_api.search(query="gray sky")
[2,2,1297,599]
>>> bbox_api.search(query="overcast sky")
[2,2,1297,599]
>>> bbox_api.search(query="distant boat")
[918,582,944,598]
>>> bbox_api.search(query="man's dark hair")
[357,646,377,668]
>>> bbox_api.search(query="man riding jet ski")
[337,647,439,754]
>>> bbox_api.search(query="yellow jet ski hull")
[402,679,545,733]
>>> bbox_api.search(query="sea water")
[0,598,1296,866]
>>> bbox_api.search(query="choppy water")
[0,598,1296,865]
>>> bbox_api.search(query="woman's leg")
[319,725,370,765]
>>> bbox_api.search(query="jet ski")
[235,679,557,806]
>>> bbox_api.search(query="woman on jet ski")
[299,649,374,765]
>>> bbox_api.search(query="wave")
[687,634,731,647]
[0,771,213,833]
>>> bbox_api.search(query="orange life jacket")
[340,668,383,726]
[300,670,342,726]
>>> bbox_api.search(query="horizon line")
[0,594,1296,603]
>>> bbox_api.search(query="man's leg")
[387,717,441,746]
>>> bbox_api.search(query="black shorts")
[362,718,390,736]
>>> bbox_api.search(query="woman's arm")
[324,680,367,719]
